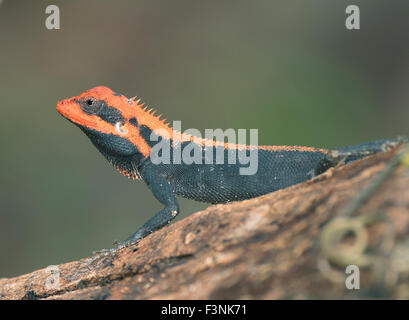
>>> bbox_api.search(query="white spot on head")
[115,122,128,135]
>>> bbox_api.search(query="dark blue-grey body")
[83,124,401,245]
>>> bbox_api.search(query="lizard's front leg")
[123,162,179,245]
[92,163,179,255]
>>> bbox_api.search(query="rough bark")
[1,144,409,300]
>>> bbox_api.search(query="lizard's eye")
[79,97,103,115]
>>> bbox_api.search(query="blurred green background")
[0,0,408,277]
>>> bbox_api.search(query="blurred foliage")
[0,0,408,277]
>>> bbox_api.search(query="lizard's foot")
[91,239,140,256]
[90,228,153,256]
[91,246,119,256]
[113,238,141,249]
[91,207,176,256]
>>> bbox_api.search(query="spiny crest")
[133,97,171,128]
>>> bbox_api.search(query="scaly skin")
[56,86,402,248]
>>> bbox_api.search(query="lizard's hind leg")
[309,136,407,179]
[331,136,407,165]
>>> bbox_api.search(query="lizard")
[56,86,404,248]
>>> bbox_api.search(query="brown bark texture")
[1,144,409,300]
